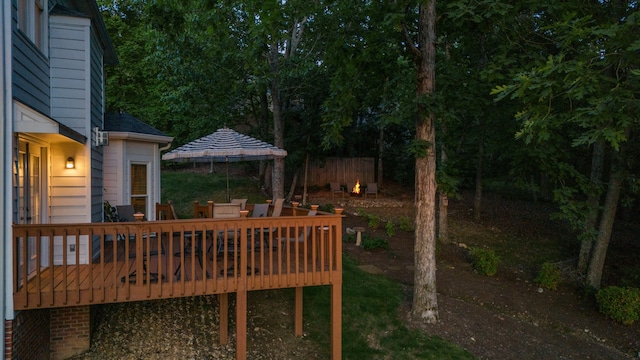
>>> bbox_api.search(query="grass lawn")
[161,170,474,359]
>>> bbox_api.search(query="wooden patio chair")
[231,198,248,210]
[194,200,214,218]
[330,182,344,198]
[156,200,178,220]
[364,183,378,198]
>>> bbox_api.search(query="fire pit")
[350,179,362,197]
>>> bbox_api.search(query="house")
[2,2,341,360]
[1,1,171,359]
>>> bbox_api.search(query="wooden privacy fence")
[305,157,375,188]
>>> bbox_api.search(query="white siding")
[49,16,90,136]
[103,139,125,206]
[49,142,90,224]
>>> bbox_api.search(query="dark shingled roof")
[104,113,168,137]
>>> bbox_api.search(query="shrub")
[318,203,335,213]
[534,262,562,290]
[398,216,413,232]
[596,286,640,325]
[343,233,356,244]
[385,221,396,237]
[468,247,500,276]
[367,214,380,229]
[361,236,389,250]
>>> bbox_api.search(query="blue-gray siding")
[11,1,50,115]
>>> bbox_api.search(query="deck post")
[294,287,303,336]
[331,282,342,359]
[235,290,247,360]
[218,293,228,345]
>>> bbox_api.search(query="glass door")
[17,142,41,224]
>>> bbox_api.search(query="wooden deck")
[13,208,343,359]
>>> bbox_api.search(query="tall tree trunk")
[269,46,285,200]
[438,193,448,243]
[438,124,448,243]
[302,149,309,205]
[473,125,484,221]
[377,126,384,184]
[410,0,438,324]
[586,147,624,289]
[578,140,604,274]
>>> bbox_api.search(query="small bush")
[596,286,640,325]
[343,233,356,244]
[534,262,562,290]
[385,221,396,237]
[468,247,500,276]
[399,216,413,232]
[318,203,335,213]
[367,214,380,229]
[361,237,389,250]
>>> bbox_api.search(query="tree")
[403,0,439,324]
[494,1,639,288]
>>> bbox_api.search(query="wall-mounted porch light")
[66,157,75,169]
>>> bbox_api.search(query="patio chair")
[330,182,344,198]
[116,205,137,222]
[194,200,214,218]
[270,198,284,217]
[280,210,317,244]
[156,200,178,220]
[231,198,248,210]
[364,183,378,198]
[252,203,269,217]
[116,205,164,283]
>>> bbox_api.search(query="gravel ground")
[69,291,324,359]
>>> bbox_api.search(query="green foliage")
[361,236,389,251]
[343,234,356,244]
[534,262,562,290]
[317,203,335,213]
[468,247,500,276]
[367,214,381,229]
[398,216,413,232]
[596,286,640,325]
[103,201,117,222]
[385,221,396,237]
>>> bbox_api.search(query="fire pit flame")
[352,179,361,194]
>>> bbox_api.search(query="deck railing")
[13,209,342,309]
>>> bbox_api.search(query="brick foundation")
[6,309,50,360]
[50,306,91,360]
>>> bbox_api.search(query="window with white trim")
[18,0,46,51]
[130,163,148,215]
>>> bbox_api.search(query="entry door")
[16,140,46,277]
[17,142,42,224]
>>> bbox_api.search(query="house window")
[130,164,148,215]
[18,0,46,51]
